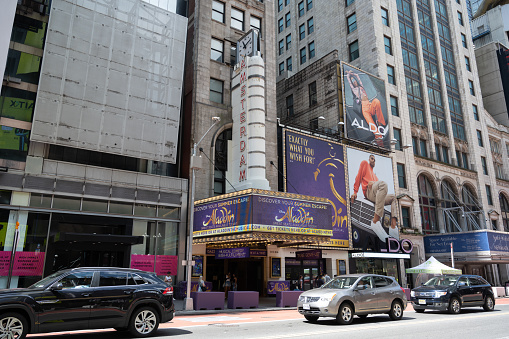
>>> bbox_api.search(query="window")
[384,36,392,55]
[390,96,399,116]
[435,144,441,161]
[458,11,464,26]
[473,104,479,121]
[309,81,317,106]
[349,40,359,61]
[250,16,261,33]
[501,194,509,232]
[477,130,483,147]
[307,0,313,11]
[59,271,94,289]
[394,128,402,151]
[418,174,438,233]
[401,207,411,228]
[278,0,283,12]
[481,156,488,175]
[279,40,284,55]
[486,185,493,205]
[465,56,471,71]
[308,17,314,34]
[419,139,427,157]
[310,117,319,130]
[461,33,467,48]
[286,57,292,71]
[212,1,225,23]
[230,46,237,65]
[285,0,290,5]
[347,13,357,33]
[308,41,315,59]
[286,34,292,50]
[462,152,469,169]
[387,65,395,85]
[299,24,305,40]
[278,18,284,33]
[442,146,449,164]
[231,8,244,31]
[412,136,418,155]
[298,1,304,17]
[300,47,306,64]
[210,78,223,104]
[279,62,284,75]
[286,95,294,116]
[346,0,355,6]
[99,272,128,286]
[381,7,389,26]
[285,12,291,27]
[211,38,224,62]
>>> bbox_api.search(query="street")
[28,303,509,339]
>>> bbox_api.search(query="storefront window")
[109,201,133,215]
[52,195,81,210]
[82,199,108,213]
[134,203,157,217]
[354,258,399,282]
[29,193,51,208]
[157,205,179,219]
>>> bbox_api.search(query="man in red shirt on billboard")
[350,154,398,241]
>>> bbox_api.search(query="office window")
[458,11,464,26]
[278,18,284,33]
[307,0,313,10]
[285,0,290,5]
[308,17,314,34]
[298,1,304,17]
[387,65,395,85]
[401,207,411,228]
[286,95,294,116]
[346,0,355,6]
[349,40,359,61]
[231,8,244,31]
[285,12,291,27]
[286,34,292,50]
[390,96,399,116]
[230,46,237,65]
[473,104,479,121]
[300,47,306,64]
[211,38,224,62]
[250,16,261,33]
[465,56,471,71]
[308,41,315,59]
[212,1,225,23]
[442,146,449,164]
[299,24,305,40]
[461,33,467,48]
[495,163,504,179]
[279,40,284,55]
[397,163,407,188]
[381,7,389,26]
[347,13,357,33]
[278,0,283,12]
[210,78,223,104]
[419,139,427,157]
[435,144,441,161]
[286,57,292,71]
[486,185,493,205]
[469,80,475,95]
[384,36,392,55]
[310,117,319,130]
[309,81,317,106]
[477,130,483,147]
[279,62,284,75]
[481,156,488,175]
[412,136,418,155]
[394,128,402,151]
[462,152,469,169]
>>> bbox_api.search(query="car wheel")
[448,297,461,314]
[304,315,319,323]
[389,300,403,320]
[483,295,495,311]
[414,308,425,313]
[128,307,160,338]
[0,312,28,339]
[336,303,354,325]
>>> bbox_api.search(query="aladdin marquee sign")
[193,190,332,238]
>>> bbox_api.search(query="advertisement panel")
[347,147,398,251]
[284,130,348,247]
[342,63,390,149]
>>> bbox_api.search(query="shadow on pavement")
[302,315,416,326]
[28,328,193,338]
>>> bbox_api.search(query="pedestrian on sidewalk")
[232,274,238,291]
[224,273,231,298]
[164,272,172,286]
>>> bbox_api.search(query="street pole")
[450,242,455,268]
[184,117,220,311]
[6,221,20,288]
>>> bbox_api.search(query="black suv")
[0,267,174,338]
[410,274,495,314]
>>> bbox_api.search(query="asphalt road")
[28,302,509,339]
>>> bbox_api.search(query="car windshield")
[28,272,64,289]
[424,276,458,286]
[321,276,358,289]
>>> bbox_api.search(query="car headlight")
[298,296,305,302]
[434,291,448,298]
[319,294,336,302]
[410,291,415,297]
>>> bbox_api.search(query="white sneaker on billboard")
[389,226,400,240]
[370,221,389,241]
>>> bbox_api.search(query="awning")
[193,232,330,247]
[351,252,411,259]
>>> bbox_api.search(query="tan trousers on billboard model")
[365,180,396,221]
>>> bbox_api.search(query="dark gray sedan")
[297,274,407,324]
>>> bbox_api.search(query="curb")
[175,306,297,316]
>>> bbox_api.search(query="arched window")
[500,193,509,232]
[462,186,480,231]
[418,175,438,234]
[214,129,232,195]
[441,181,460,232]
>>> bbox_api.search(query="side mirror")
[355,285,367,291]
[50,282,63,291]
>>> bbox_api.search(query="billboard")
[284,130,349,247]
[347,148,397,250]
[342,63,390,149]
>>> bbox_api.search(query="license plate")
[418,299,426,305]
[303,304,310,310]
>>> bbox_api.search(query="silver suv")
[297,274,407,324]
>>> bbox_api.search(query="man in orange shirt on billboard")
[350,154,398,241]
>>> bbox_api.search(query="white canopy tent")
[405,256,462,275]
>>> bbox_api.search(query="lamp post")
[185,116,221,311]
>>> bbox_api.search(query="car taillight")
[401,287,405,293]
[163,286,173,295]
